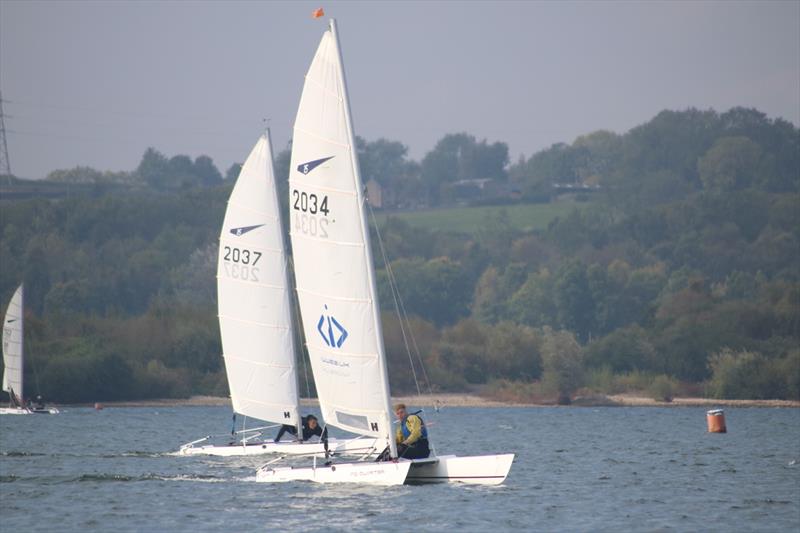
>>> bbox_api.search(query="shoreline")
[73,393,799,409]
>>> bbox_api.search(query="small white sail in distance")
[288,22,395,453]
[2,284,24,403]
[218,132,300,428]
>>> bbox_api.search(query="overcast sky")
[1,0,798,180]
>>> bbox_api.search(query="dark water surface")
[1,406,798,531]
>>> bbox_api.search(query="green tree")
[540,327,584,404]
[698,136,762,192]
[136,147,171,189]
[420,133,508,205]
[485,321,542,380]
[553,261,595,342]
[378,257,472,326]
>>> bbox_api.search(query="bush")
[481,379,550,404]
[649,375,676,402]
[541,327,584,404]
[707,348,796,399]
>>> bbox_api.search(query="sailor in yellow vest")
[376,403,432,461]
[396,403,432,459]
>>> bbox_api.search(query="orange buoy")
[707,409,726,433]
[94,402,104,410]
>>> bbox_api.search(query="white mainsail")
[257,19,514,484]
[2,284,24,404]
[218,133,300,428]
[288,21,395,453]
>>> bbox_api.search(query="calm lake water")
[1,405,798,532]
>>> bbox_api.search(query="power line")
[0,91,11,180]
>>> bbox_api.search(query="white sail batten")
[289,21,395,449]
[218,134,300,428]
[2,284,24,402]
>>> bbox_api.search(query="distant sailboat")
[1,284,59,415]
[255,19,513,485]
[178,133,382,457]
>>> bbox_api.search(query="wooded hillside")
[1,107,797,403]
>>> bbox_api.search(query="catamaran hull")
[32,407,59,414]
[406,454,515,485]
[0,407,31,415]
[255,453,514,486]
[256,460,412,486]
[177,437,385,457]
[0,406,59,415]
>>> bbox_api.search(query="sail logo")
[297,156,334,175]
[317,305,348,348]
[230,224,265,236]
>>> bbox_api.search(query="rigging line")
[369,205,435,398]
[366,201,421,397]
[388,257,435,397]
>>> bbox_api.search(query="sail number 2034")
[292,189,330,239]
[292,190,329,216]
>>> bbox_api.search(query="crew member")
[274,414,327,442]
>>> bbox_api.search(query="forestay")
[288,24,394,448]
[2,284,24,402]
[218,134,300,428]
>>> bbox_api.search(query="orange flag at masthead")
[312,8,324,19]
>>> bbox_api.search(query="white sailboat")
[1,284,59,415]
[178,133,382,457]
[255,19,513,485]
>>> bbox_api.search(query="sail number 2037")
[222,246,261,282]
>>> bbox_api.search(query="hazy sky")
[1,0,798,180]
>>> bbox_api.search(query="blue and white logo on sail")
[297,156,334,175]
[317,305,348,348]
[230,224,265,237]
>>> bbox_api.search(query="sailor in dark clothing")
[274,414,328,442]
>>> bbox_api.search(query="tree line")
[0,106,797,403]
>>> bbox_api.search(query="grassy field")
[374,201,584,235]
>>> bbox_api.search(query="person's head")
[306,414,318,429]
[393,403,407,420]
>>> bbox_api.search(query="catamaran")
[1,284,59,415]
[177,133,383,457]
[255,19,513,485]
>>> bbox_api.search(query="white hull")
[0,407,31,415]
[177,437,384,457]
[406,454,515,485]
[31,407,59,414]
[256,459,412,486]
[255,453,514,486]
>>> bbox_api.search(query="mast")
[329,18,397,459]
[18,283,23,404]
[266,125,304,440]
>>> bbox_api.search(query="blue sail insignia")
[317,305,348,348]
[229,224,265,237]
[297,156,335,175]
